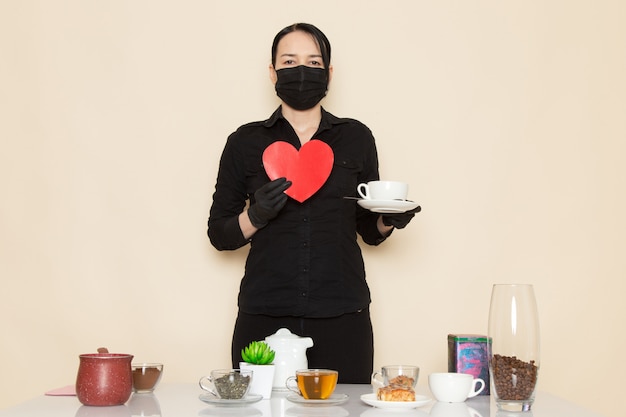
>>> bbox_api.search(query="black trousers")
[231,308,374,384]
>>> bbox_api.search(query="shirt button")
[303,267,309,272]
[303,217,308,222]
[302,242,308,247]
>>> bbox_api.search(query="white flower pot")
[239,362,275,399]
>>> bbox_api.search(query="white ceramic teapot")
[265,328,314,391]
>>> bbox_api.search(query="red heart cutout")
[262,140,334,203]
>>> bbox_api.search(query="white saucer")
[360,393,431,409]
[286,393,349,406]
[199,393,263,407]
[357,199,419,213]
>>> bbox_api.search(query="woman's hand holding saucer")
[381,206,421,229]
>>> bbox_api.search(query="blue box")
[447,334,491,395]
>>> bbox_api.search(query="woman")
[207,23,419,383]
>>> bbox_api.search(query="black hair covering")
[271,23,332,81]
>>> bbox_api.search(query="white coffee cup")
[428,373,485,403]
[357,181,408,201]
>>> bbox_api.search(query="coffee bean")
[492,354,538,401]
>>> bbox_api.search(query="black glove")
[247,178,292,229]
[382,206,421,229]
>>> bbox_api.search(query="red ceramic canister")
[76,349,134,406]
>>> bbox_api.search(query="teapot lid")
[79,347,133,360]
[265,328,313,346]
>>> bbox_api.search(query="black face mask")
[274,65,328,110]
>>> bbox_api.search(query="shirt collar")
[263,106,348,132]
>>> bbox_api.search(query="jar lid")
[265,328,313,346]
[447,334,491,342]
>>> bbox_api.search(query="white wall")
[1,1,624,416]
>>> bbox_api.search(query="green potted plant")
[239,341,276,399]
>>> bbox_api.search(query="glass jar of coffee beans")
[488,284,540,412]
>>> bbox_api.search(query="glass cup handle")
[468,377,485,398]
[371,371,384,388]
[285,376,300,395]
[357,183,370,199]
[199,376,219,397]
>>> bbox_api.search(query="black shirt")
[208,107,388,318]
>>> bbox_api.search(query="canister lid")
[447,334,491,342]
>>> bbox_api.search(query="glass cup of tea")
[132,363,164,393]
[199,369,253,399]
[286,369,338,400]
